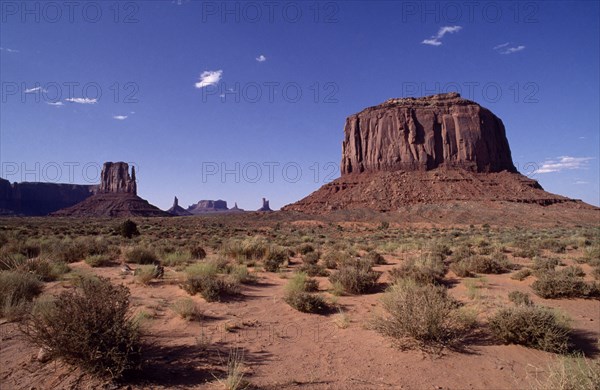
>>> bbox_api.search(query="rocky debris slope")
[284,93,598,214]
[166,196,192,216]
[53,162,169,217]
[0,178,95,216]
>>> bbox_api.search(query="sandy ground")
[2,248,599,390]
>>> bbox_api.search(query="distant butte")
[53,162,169,217]
[283,93,599,215]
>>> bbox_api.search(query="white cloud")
[537,156,595,174]
[195,70,223,89]
[422,25,462,46]
[113,115,128,120]
[25,86,47,94]
[46,101,64,107]
[0,47,19,53]
[65,97,97,104]
[256,54,267,62]
[574,180,589,185]
[494,43,526,54]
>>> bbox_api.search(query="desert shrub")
[511,268,532,281]
[450,260,473,277]
[284,273,326,313]
[389,254,446,285]
[299,262,329,277]
[0,252,27,270]
[531,270,599,299]
[365,250,386,265]
[263,247,288,272]
[23,277,141,379]
[539,238,567,254]
[453,255,509,275]
[532,256,561,272]
[561,265,586,278]
[373,280,475,351]
[85,254,112,267]
[592,267,600,281]
[0,271,43,320]
[489,305,571,353]
[583,246,600,267]
[533,355,600,390]
[171,298,201,321]
[303,251,320,265]
[508,291,533,306]
[220,237,269,262]
[297,243,315,255]
[125,247,158,265]
[322,251,344,269]
[227,265,256,284]
[329,259,381,294]
[182,263,239,302]
[190,245,207,259]
[118,219,140,239]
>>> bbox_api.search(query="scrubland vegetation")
[0,216,598,388]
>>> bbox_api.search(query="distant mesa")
[257,198,272,212]
[283,93,599,214]
[167,196,192,216]
[187,199,229,214]
[0,177,95,216]
[53,162,169,217]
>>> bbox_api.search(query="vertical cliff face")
[99,162,137,195]
[341,93,516,175]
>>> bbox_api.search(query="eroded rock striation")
[341,92,516,174]
[99,162,137,195]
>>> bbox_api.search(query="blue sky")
[1,0,598,209]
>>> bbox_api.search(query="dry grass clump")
[364,250,386,265]
[125,247,159,265]
[489,305,572,353]
[23,276,142,379]
[171,297,202,321]
[0,271,43,320]
[85,254,113,267]
[532,355,600,390]
[511,268,533,281]
[182,263,240,302]
[283,272,326,313]
[373,280,475,352]
[329,258,381,294]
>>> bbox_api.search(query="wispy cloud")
[25,86,47,94]
[195,70,223,89]
[256,54,267,62]
[113,115,128,120]
[0,47,19,53]
[574,180,589,185]
[47,101,64,107]
[422,26,462,46]
[537,156,594,174]
[494,42,526,54]
[65,97,97,104]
